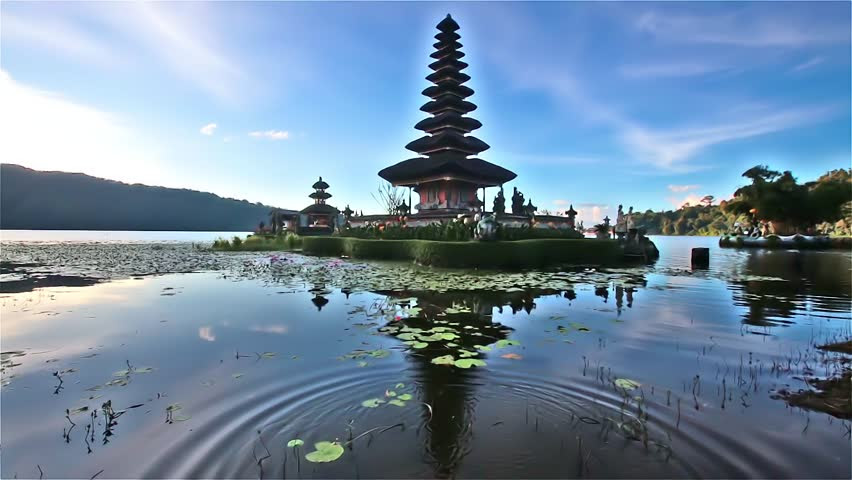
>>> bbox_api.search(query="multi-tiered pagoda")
[298,176,338,235]
[378,14,516,216]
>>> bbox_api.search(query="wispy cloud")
[249,130,290,140]
[668,184,699,193]
[506,153,601,166]
[479,7,840,173]
[553,199,570,207]
[1,12,124,68]
[635,10,848,48]
[3,3,252,104]
[791,56,825,73]
[620,105,837,170]
[620,62,728,79]
[200,123,217,135]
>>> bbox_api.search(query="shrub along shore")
[719,234,851,250]
[212,234,622,268]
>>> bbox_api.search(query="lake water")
[1,231,850,478]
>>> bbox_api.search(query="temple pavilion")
[298,176,339,235]
[378,14,516,218]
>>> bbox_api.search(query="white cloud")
[249,130,290,140]
[553,199,570,206]
[667,184,699,193]
[0,70,162,184]
[200,123,217,135]
[635,10,848,48]
[667,193,707,209]
[791,56,825,72]
[574,204,611,224]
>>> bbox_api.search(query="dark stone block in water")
[691,247,710,268]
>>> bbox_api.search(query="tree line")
[634,166,851,236]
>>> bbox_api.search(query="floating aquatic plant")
[305,441,344,463]
[615,378,641,390]
[453,358,486,369]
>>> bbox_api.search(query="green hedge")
[341,223,583,241]
[301,237,621,268]
[213,233,302,251]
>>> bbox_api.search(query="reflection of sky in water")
[0,237,850,479]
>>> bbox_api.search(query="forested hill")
[1,164,276,231]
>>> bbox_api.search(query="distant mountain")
[0,164,283,231]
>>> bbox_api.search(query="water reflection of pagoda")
[378,14,516,220]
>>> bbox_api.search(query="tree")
[700,195,714,207]
[724,165,852,231]
[371,181,407,215]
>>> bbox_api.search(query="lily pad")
[305,441,344,463]
[454,359,486,369]
[395,383,405,389]
[411,342,428,349]
[495,340,521,348]
[361,398,385,408]
[396,333,418,341]
[615,378,641,390]
[474,345,492,352]
[369,349,391,359]
[431,355,455,366]
[397,393,413,401]
[287,439,305,448]
[388,399,407,407]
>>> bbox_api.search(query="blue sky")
[1,1,849,223]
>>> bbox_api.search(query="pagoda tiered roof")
[378,14,516,188]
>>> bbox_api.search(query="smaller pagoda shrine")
[378,14,516,222]
[298,176,339,235]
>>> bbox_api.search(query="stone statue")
[524,199,537,217]
[493,187,506,215]
[615,204,627,240]
[511,187,525,215]
[397,200,410,216]
[627,206,635,230]
[475,213,498,241]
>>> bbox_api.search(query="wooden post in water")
[691,247,710,269]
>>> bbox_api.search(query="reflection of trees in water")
[376,283,643,478]
[378,290,514,477]
[730,251,852,328]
